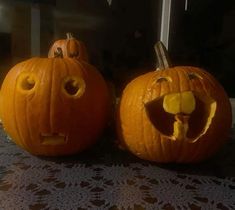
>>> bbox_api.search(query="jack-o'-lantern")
[117,42,232,163]
[48,33,89,62]
[0,53,109,156]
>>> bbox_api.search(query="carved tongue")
[173,114,189,140]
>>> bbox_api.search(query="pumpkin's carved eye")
[188,72,202,80]
[62,76,85,98]
[17,73,36,93]
[156,76,172,83]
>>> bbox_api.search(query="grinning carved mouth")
[40,133,67,145]
[145,91,217,142]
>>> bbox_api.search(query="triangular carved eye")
[188,72,202,80]
[156,76,172,83]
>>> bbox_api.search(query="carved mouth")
[40,133,67,145]
[145,91,216,142]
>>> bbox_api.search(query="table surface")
[0,128,235,210]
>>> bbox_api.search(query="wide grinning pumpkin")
[0,56,109,156]
[117,42,232,163]
[48,33,89,62]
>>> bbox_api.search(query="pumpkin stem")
[154,41,172,70]
[54,47,63,58]
[66,32,74,40]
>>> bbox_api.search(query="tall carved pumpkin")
[0,55,109,156]
[117,42,232,163]
[48,33,89,62]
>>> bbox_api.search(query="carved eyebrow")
[188,72,203,80]
[156,76,172,83]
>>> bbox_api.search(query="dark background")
[169,0,235,97]
[0,0,235,97]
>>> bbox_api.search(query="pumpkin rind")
[0,57,109,156]
[48,33,89,62]
[117,66,232,163]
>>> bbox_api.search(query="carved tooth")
[173,114,189,140]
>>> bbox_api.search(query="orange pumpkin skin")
[0,57,109,156]
[0,90,2,124]
[48,33,89,62]
[117,66,232,163]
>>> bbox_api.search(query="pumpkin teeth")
[40,133,67,145]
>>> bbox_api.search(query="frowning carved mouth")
[145,91,217,142]
[40,133,67,145]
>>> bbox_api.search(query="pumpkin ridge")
[143,74,157,160]
[14,62,30,149]
[165,71,174,161]
[36,58,50,144]
[177,68,194,160]
[173,71,183,160]
[195,67,215,90]
[195,68,210,96]
[174,68,188,161]
[65,59,81,141]
[184,68,201,161]
[26,58,43,151]
[19,59,41,150]
[50,58,57,134]
[156,71,168,161]
[70,59,87,78]
[159,71,173,161]
[189,68,210,161]
[194,70,216,162]
[45,58,53,133]
[176,67,184,93]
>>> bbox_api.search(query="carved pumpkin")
[0,55,109,156]
[117,42,232,163]
[48,33,89,62]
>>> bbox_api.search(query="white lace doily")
[0,129,235,210]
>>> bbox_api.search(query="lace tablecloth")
[0,128,235,210]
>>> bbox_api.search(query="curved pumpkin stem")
[54,47,63,58]
[66,32,74,40]
[154,41,172,70]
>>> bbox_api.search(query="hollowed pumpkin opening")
[62,76,85,98]
[40,133,67,146]
[17,73,37,93]
[145,92,216,141]
[64,79,80,95]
